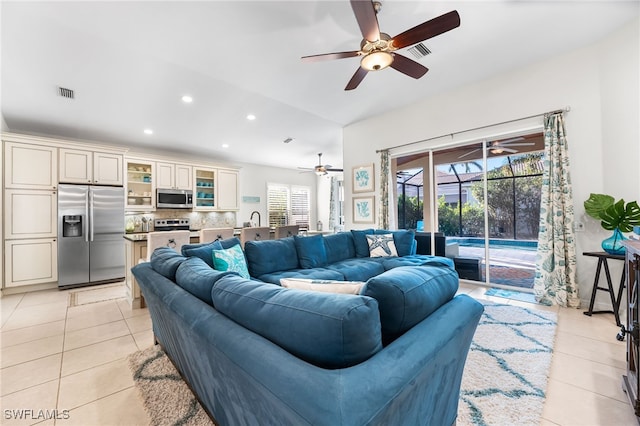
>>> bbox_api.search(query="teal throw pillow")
[212,244,250,279]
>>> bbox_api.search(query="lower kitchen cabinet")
[4,238,58,287]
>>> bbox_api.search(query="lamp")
[360,51,394,71]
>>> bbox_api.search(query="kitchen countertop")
[123,231,200,242]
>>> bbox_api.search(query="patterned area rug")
[127,347,214,426]
[458,301,557,426]
[128,302,556,426]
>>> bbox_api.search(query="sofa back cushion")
[294,234,328,268]
[363,265,459,344]
[323,232,356,263]
[244,237,299,277]
[211,275,383,369]
[175,257,236,305]
[181,237,242,268]
[376,229,415,257]
[150,247,188,281]
[351,229,375,257]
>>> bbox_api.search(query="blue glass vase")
[601,228,627,255]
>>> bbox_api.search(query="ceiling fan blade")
[301,51,360,62]
[391,10,460,50]
[494,137,525,144]
[493,148,518,154]
[350,0,381,42]
[326,168,344,172]
[458,148,480,159]
[345,67,368,91]
[499,142,535,147]
[390,53,428,79]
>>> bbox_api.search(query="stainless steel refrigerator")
[58,184,125,289]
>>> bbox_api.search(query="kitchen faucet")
[250,211,261,227]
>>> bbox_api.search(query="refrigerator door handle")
[85,194,89,242]
[90,190,95,242]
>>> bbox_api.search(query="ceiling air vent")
[57,86,75,99]
[407,43,431,60]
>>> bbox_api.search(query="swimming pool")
[446,237,538,251]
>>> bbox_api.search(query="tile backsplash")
[125,210,237,233]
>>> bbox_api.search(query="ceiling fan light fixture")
[360,51,393,71]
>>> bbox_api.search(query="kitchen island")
[123,232,200,308]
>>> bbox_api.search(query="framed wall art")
[353,196,375,224]
[352,164,374,193]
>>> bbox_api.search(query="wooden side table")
[583,251,626,326]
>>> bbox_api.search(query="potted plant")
[584,193,640,255]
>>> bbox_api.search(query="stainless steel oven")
[157,188,193,209]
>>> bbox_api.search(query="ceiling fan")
[299,153,343,176]
[458,137,535,159]
[301,0,461,91]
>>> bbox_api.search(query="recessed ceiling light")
[182,95,193,103]
[222,143,229,148]
[144,129,153,135]
[246,114,256,121]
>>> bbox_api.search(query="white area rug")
[68,283,126,307]
[458,301,557,426]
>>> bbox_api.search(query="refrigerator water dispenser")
[62,215,83,237]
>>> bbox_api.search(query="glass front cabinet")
[125,159,155,211]
[194,167,216,210]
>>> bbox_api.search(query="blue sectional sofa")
[131,230,484,425]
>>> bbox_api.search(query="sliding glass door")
[396,135,543,290]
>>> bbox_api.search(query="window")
[267,184,310,228]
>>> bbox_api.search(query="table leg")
[585,258,604,316]
[603,259,622,326]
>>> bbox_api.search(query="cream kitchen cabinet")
[4,142,57,190]
[193,167,216,210]
[125,159,155,211]
[217,169,239,210]
[156,162,192,190]
[59,148,123,186]
[4,190,57,239]
[4,238,58,287]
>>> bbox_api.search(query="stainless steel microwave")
[156,188,193,209]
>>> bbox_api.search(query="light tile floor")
[0,282,637,425]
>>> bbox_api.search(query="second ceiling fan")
[301,0,461,90]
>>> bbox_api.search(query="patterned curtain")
[533,113,579,307]
[379,150,390,229]
[329,176,337,230]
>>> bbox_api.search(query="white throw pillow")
[366,233,398,257]
[280,278,364,295]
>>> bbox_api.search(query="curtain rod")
[376,106,571,153]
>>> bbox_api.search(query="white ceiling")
[2,1,638,171]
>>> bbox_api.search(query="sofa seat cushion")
[256,268,344,285]
[150,247,187,281]
[211,275,383,369]
[380,255,455,270]
[363,265,459,344]
[175,257,237,305]
[244,237,299,277]
[326,259,385,282]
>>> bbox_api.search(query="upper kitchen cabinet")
[217,169,239,210]
[125,159,155,211]
[156,162,192,190]
[59,148,123,186]
[4,141,57,190]
[193,167,216,210]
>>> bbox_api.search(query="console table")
[583,251,626,326]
